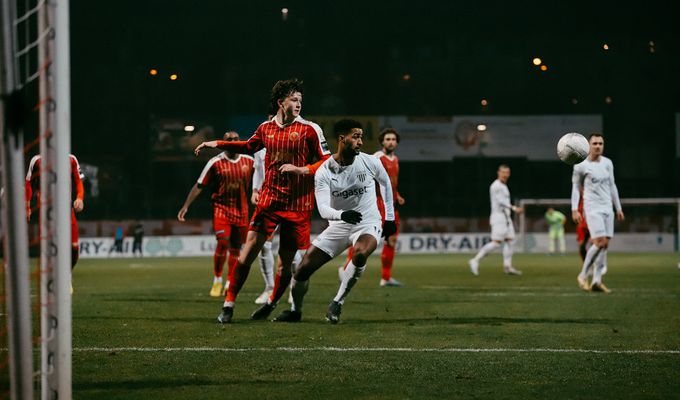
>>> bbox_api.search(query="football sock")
[259,241,275,289]
[290,278,309,312]
[334,260,365,304]
[592,249,607,284]
[227,249,240,285]
[213,276,223,284]
[269,261,292,305]
[580,245,601,278]
[502,241,514,268]
[224,260,252,304]
[381,245,395,280]
[213,239,228,278]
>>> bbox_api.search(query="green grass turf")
[7,253,680,398]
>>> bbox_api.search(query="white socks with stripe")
[333,260,365,304]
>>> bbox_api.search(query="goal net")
[517,198,680,253]
[1,0,72,398]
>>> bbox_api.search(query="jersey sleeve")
[491,183,512,210]
[70,155,85,200]
[571,164,584,211]
[215,128,264,154]
[197,159,215,187]
[252,150,265,190]
[314,167,343,221]
[370,156,395,221]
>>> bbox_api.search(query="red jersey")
[373,150,400,206]
[216,116,331,211]
[25,154,85,207]
[198,153,254,226]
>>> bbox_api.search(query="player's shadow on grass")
[346,316,611,325]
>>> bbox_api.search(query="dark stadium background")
[65,0,679,224]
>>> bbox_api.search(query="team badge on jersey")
[288,131,301,141]
[241,165,250,174]
[357,172,367,182]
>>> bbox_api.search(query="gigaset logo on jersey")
[332,186,369,199]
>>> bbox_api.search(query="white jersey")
[571,156,622,213]
[490,179,512,221]
[252,148,266,191]
[315,152,394,224]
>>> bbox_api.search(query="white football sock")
[502,241,514,268]
[259,241,274,289]
[333,260,365,304]
[592,249,607,284]
[290,278,309,312]
[473,241,500,262]
[580,245,601,279]
[213,276,223,284]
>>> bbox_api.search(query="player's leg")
[328,224,380,323]
[70,211,79,294]
[380,211,402,287]
[274,222,348,322]
[557,228,566,254]
[502,234,522,275]
[273,246,333,322]
[210,212,230,297]
[548,228,556,254]
[339,247,354,282]
[255,234,275,304]
[578,211,606,291]
[469,219,503,275]
[226,225,247,295]
[591,213,613,293]
[251,211,311,320]
[218,209,276,323]
[286,248,304,304]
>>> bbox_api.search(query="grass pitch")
[42,253,680,398]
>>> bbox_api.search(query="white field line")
[69,347,680,355]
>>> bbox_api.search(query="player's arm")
[314,171,362,224]
[195,130,263,156]
[280,123,332,175]
[372,159,398,238]
[571,166,584,223]
[71,157,85,213]
[609,161,624,221]
[177,183,203,222]
[24,180,33,220]
[492,185,521,214]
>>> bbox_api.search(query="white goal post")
[517,198,680,253]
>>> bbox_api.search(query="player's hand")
[341,210,362,225]
[616,210,625,221]
[279,164,308,175]
[382,220,397,239]
[73,198,84,212]
[572,210,582,224]
[251,190,260,205]
[177,207,188,222]
[512,206,524,215]
[194,141,217,156]
[396,194,406,206]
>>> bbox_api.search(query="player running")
[178,131,254,297]
[468,164,523,276]
[268,119,396,323]
[572,133,624,293]
[194,78,331,323]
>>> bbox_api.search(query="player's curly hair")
[333,119,363,139]
[379,128,400,144]
[270,78,304,114]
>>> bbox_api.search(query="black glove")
[341,210,362,224]
[382,220,397,238]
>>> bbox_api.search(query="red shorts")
[213,210,248,248]
[377,202,400,237]
[249,207,312,250]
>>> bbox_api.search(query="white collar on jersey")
[273,115,302,128]
[219,153,242,163]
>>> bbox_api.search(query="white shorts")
[585,210,614,239]
[312,220,383,258]
[490,217,515,242]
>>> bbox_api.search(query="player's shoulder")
[206,153,226,167]
[600,156,614,166]
[239,154,255,162]
[373,150,385,158]
[296,116,323,134]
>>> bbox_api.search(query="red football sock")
[213,240,228,278]
[226,248,240,285]
[71,244,79,270]
[381,245,395,280]
[269,259,292,304]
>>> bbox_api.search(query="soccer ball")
[556,132,589,165]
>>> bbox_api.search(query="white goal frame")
[518,198,680,253]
